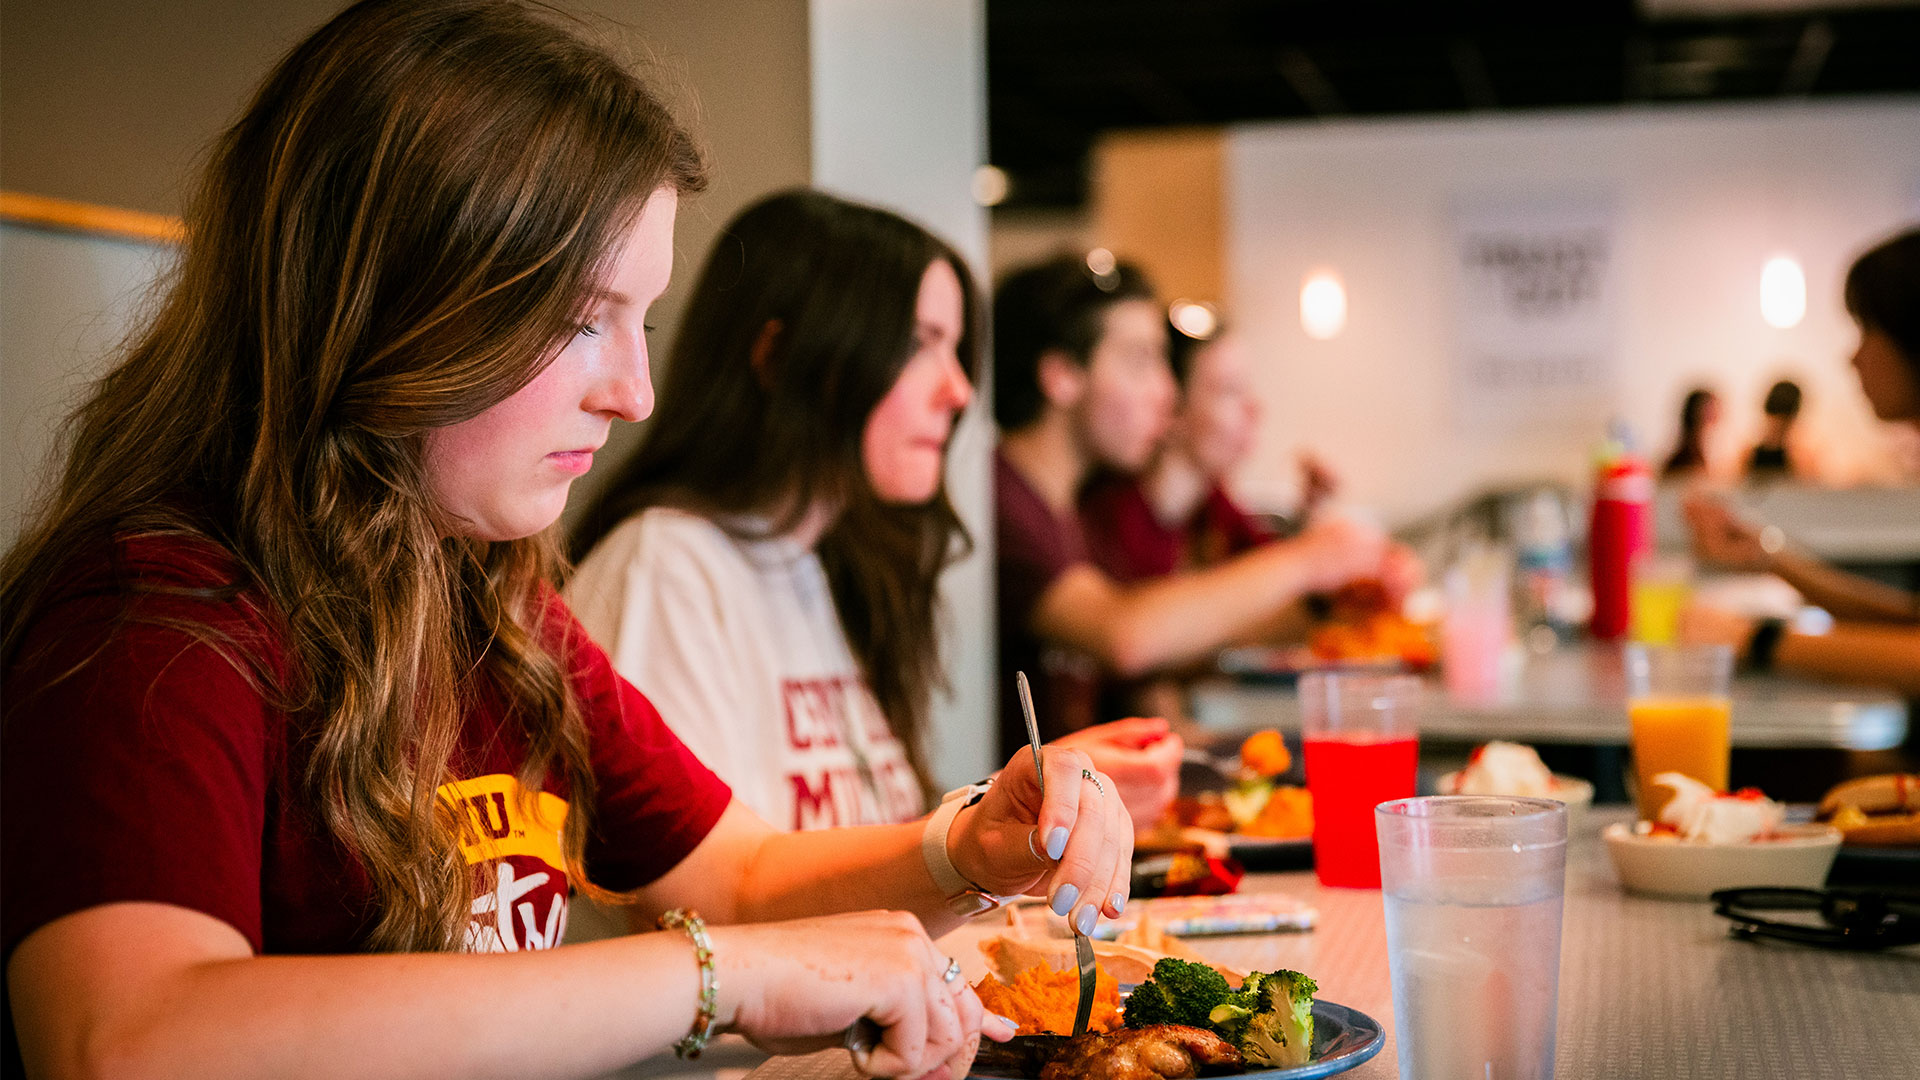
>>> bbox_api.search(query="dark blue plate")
[969,1000,1385,1080]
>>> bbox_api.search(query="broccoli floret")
[1123,958,1234,1029]
[1121,980,1181,1028]
[1209,970,1318,1068]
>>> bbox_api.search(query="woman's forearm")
[10,904,707,1080]
[1776,622,1920,696]
[1102,545,1320,675]
[1771,551,1920,625]
[735,820,963,937]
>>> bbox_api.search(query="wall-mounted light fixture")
[1759,255,1806,330]
[1169,299,1219,340]
[971,165,1009,207]
[1300,270,1346,340]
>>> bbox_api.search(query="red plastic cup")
[1301,672,1422,888]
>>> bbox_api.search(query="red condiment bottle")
[1588,436,1651,640]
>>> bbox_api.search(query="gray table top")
[1190,644,1909,751]
[745,811,1920,1080]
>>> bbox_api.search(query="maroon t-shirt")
[2,535,731,1063]
[1080,474,1273,583]
[994,450,1102,754]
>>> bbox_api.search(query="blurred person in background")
[992,254,1397,752]
[1079,315,1419,720]
[1683,228,1920,711]
[1661,386,1721,482]
[569,191,1181,835]
[1744,378,1809,482]
[1081,315,1341,581]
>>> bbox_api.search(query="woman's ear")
[749,318,785,389]
[1036,348,1086,411]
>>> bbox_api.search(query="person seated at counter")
[990,253,1396,751]
[1743,378,1812,483]
[1660,386,1721,482]
[0,5,1135,1077]
[1080,313,1334,581]
[1077,313,1418,721]
[1682,227,1920,704]
[566,189,1181,835]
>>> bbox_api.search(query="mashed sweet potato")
[973,962,1123,1035]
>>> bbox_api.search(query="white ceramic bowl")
[1603,822,1842,900]
[1436,772,1594,835]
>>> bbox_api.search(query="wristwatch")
[921,779,1009,917]
[1744,617,1787,674]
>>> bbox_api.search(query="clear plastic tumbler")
[1377,796,1568,1080]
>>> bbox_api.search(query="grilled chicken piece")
[1038,1025,1243,1080]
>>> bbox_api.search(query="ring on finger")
[942,957,964,984]
[845,1018,880,1056]
[1080,768,1105,797]
[1027,827,1050,864]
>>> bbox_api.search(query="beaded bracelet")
[658,908,719,1059]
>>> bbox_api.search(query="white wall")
[811,0,995,789]
[1225,99,1920,528]
[0,223,175,549]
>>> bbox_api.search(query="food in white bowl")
[1437,742,1594,832]
[1603,775,1840,899]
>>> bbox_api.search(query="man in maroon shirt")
[992,255,1394,754]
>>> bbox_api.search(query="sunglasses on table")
[1711,887,1920,951]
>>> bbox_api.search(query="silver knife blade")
[1070,931,1097,1036]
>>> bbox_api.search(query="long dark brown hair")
[0,0,704,951]
[570,189,978,794]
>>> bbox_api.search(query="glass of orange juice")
[1625,644,1734,820]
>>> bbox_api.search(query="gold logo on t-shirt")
[437,774,568,869]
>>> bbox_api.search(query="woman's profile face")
[1176,334,1261,479]
[1851,327,1920,424]
[424,188,678,541]
[862,258,973,504]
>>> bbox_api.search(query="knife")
[1015,671,1098,1038]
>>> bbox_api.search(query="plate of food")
[1818,773,1920,888]
[1436,741,1594,835]
[1604,773,1841,899]
[970,958,1383,1080]
[1140,733,1314,871]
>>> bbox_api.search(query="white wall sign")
[1451,199,1620,431]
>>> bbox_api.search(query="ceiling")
[987,0,1920,208]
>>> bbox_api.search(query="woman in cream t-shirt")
[570,508,924,827]
[568,189,1183,833]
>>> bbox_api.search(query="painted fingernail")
[1110,893,1127,916]
[991,1013,1019,1030]
[1050,883,1079,916]
[1046,827,1070,860]
[1075,904,1098,936]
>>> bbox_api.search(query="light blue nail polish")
[991,1013,1018,1030]
[1075,904,1098,936]
[1051,883,1079,916]
[1111,893,1127,916]
[1046,826,1070,860]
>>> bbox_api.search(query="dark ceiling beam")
[1276,45,1348,115]
[1781,17,1835,96]
[1449,35,1500,108]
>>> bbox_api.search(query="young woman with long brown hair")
[0,4,1132,1077]
[567,190,1182,841]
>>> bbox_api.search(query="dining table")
[741,808,1920,1080]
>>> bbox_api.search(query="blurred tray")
[1215,646,1406,686]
